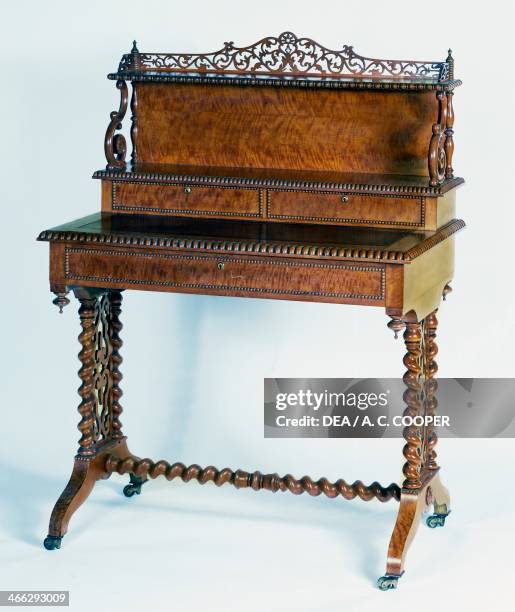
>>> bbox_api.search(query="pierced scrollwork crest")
[116,32,450,81]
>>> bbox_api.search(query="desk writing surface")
[39,212,463,263]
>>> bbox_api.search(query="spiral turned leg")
[379,316,429,588]
[423,311,439,472]
[421,311,451,529]
[108,291,125,440]
[44,288,134,550]
[401,322,424,490]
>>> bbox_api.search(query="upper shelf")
[94,164,464,197]
[108,32,461,91]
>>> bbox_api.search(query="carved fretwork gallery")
[38,33,463,590]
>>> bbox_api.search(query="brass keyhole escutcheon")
[341,194,349,203]
[184,186,192,194]
[217,262,225,270]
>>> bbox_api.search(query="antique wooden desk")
[38,33,464,590]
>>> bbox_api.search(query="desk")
[38,33,464,590]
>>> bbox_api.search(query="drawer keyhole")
[341,194,349,203]
[184,186,192,194]
[217,262,225,270]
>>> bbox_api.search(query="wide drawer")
[267,190,425,228]
[111,181,262,219]
[63,246,386,305]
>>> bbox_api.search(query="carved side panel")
[75,291,125,457]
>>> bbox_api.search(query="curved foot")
[46,440,133,545]
[43,535,63,550]
[123,473,148,498]
[377,575,399,591]
[426,512,449,528]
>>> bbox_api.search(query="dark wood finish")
[39,34,462,589]
[104,81,128,170]
[112,33,459,91]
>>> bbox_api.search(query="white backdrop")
[1,1,515,610]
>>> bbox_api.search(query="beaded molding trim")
[265,191,425,228]
[38,219,465,263]
[94,169,464,197]
[64,248,385,301]
[108,72,462,92]
[112,181,263,218]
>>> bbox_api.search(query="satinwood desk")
[38,33,464,590]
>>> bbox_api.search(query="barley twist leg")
[44,288,134,550]
[401,322,424,490]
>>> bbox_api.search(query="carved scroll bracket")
[428,91,448,186]
[104,80,128,170]
[444,91,455,179]
[428,70,455,187]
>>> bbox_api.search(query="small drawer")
[112,182,262,219]
[64,246,386,306]
[267,190,425,228]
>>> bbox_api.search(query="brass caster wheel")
[43,535,63,550]
[123,474,148,498]
[426,512,449,528]
[377,575,399,591]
